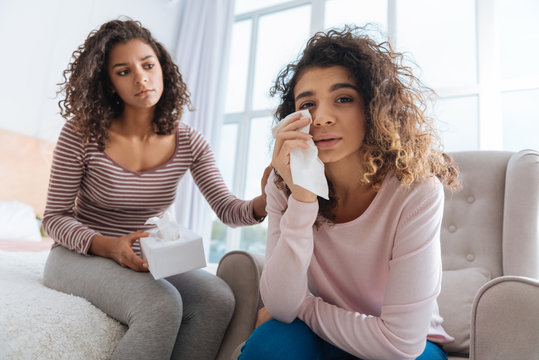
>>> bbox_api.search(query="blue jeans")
[239,318,447,360]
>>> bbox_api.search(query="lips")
[314,134,342,149]
[135,89,154,96]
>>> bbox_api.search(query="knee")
[132,282,183,326]
[198,274,235,317]
[213,276,235,315]
[156,285,183,315]
[240,319,317,360]
[151,284,183,316]
[42,246,78,291]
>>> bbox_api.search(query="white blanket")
[0,251,126,360]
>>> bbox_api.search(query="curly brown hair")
[271,26,459,222]
[57,19,192,150]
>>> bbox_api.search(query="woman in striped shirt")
[42,19,268,360]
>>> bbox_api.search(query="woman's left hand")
[255,306,272,329]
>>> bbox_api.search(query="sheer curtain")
[173,0,235,247]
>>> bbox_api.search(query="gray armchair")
[216,150,539,360]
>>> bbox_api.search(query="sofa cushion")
[438,267,491,354]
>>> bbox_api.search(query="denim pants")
[239,318,447,360]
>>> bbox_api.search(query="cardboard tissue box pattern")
[141,212,206,280]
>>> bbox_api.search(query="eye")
[144,63,154,70]
[117,69,129,76]
[299,101,315,109]
[336,96,353,104]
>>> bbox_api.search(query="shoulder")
[56,121,87,150]
[59,120,81,138]
[176,123,213,162]
[408,176,444,205]
[392,175,444,222]
[379,174,443,219]
[386,173,443,201]
[177,122,210,146]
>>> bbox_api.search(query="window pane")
[253,5,311,111]
[216,123,239,189]
[224,20,252,114]
[240,220,268,254]
[324,0,387,40]
[396,0,477,89]
[499,0,539,79]
[209,123,238,263]
[209,219,228,263]
[434,96,479,152]
[244,116,274,199]
[238,116,273,255]
[235,0,290,15]
[501,89,539,151]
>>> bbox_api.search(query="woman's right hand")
[272,113,317,203]
[89,230,149,272]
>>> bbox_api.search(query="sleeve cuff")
[298,294,316,321]
[285,196,319,225]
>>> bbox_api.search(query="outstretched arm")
[188,127,268,226]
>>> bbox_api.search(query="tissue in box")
[140,226,207,280]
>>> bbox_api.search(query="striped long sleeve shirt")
[43,121,259,255]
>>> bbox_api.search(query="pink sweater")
[261,171,454,359]
[43,121,259,255]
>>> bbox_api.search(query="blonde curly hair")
[271,26,459,222]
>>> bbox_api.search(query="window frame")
[208,0,539,263]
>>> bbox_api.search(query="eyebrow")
[330,83,359,92]
[295,82,360,102]
[111,55,155,69]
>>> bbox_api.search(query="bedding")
[0,130,127,359]
[0,250,126,359]
[0,201,43,242]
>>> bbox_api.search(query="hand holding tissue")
[272,110,329,200]
[140,211,206,280]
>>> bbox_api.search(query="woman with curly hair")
[42,19,268,360]
[239,27,459,360]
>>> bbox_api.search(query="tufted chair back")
[437,150,539,358]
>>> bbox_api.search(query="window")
[208,0,539,263]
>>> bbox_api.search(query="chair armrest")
[503,149,539,278]
[470,276,539,360]
[216,251,265,360]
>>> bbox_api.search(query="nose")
[134,68,148,85]
[312,107,336,128]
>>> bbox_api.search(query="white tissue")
[144,210,180,241]
[272,110,329,200]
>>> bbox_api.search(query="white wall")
[0,0,183,142]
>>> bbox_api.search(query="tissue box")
[140,226,207,280]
